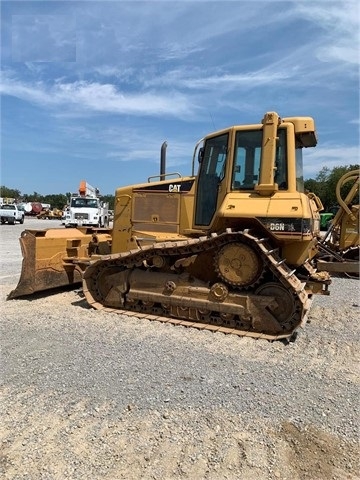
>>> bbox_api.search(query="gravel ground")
[1,219,359,480]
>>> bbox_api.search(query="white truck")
[63,181,110,228]
[0,204,25,224]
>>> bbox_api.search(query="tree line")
[0,188,115,210]
[1,164,358,213]
[304,164,359,212]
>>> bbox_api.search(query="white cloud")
[143,67,296,91]
[349,118,360,125]
[0,73,197,118]
[303,145,359,178]
[294,0,359,65]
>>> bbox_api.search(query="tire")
[8,217,15,225]
[19,216,24,224]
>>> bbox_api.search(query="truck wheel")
[19,216,24,224]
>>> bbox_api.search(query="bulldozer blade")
[8,228,95,299]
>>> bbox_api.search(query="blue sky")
[1,0,359,196]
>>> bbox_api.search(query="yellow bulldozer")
[9,112,334,341]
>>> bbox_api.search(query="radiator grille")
[74,213,89,220]
[133,194,179,224]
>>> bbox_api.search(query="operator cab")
[194,112,317,227]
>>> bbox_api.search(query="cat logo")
[169,184,181,193]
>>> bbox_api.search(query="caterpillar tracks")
[83,229,315,341]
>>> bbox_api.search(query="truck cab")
[63,181,109,228]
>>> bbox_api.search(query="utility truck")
[63,181,109,228]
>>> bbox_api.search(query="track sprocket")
[214,241,264,288]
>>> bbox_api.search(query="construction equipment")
[37,208,64,220]
[9,112,332,341]
[0,197,16,205]
[24,202,50,216]
[316,169,359,278]
[320,212,334,231]
[63,181,110,228]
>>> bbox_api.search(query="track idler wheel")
[255,282,301,331]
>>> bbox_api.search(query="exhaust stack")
[160,141,167,179]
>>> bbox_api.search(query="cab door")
[194,133,228,226]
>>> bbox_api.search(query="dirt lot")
[1,219,359,479]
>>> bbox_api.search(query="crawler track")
[83,229,312,341]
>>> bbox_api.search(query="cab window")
[195,133,228,226]
[232,129,287,190]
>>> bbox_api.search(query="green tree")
[305,164,359,211]
[0,186,21,199]
[304,178,319,195]
[325,165,359,210]
[42,194,69,210]
[22,192,43,202]
[101,194,115,210]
